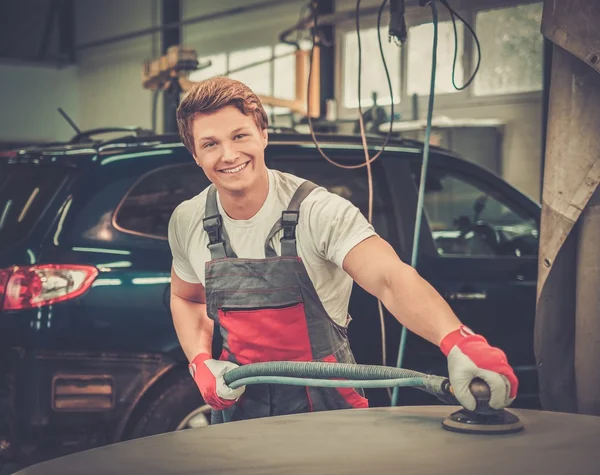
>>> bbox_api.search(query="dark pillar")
[37,0,58,61]
[317,0,334,119]
[162,0,181,134]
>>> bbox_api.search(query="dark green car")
[0,128,541,468]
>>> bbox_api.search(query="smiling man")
[168,76,518,422]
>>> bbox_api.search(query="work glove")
[189,353,245,410]
[440,325,518,412]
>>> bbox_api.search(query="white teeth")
[221,162,248,174]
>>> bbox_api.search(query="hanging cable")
[391,0,439,408]
[306,0,394,170]
[440,0,481,91]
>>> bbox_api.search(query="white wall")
[434,97,543,201]
[0,62,79,143]
[75,0,162,133]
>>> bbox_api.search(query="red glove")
[189,353,246,410]
[440,325,518,411]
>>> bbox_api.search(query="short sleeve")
[303,190,378,269]
[168,205,202,283]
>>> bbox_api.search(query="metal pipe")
[76,0,300,51]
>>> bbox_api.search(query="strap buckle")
[203,214,222,244]
[203,214,222,230]
[281,210,299,240]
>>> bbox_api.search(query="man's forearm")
[380,264,461,347]
[170,293,214,362]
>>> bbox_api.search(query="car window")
[114,164,210,239]
[0,164,70,247]
[270,156,399,246]
[411,164,539,257]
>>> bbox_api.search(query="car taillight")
[2,265,98,311]
[0,268,12,308]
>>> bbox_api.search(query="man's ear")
[192,154,203,168]
[261,128,269,148]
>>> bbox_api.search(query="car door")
[405,156,540,407]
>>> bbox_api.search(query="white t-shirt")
[167,168,377,327]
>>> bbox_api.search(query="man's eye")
[203,142,215,148]
[234,134,247,140]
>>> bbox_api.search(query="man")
[168,76,517,422]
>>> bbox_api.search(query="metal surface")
[15,406,600,475]
[536,1,600,415]
[541,0,600,75]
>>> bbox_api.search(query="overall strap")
[265,180,319,257]
[203,185,237,259]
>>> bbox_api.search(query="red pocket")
[218,303,313,365]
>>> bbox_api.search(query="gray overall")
[203,180,368,423]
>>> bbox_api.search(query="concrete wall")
[0,0,161,145]
[0,62,79,144]
[74,0,162,133]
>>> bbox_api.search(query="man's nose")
[221,141,238,162]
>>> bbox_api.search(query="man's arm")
[342,235,461,346]
[170,268,214,362]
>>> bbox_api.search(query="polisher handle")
[444,377,500,415]
[468,378,499,415]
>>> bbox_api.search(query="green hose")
[223,361,458,406]
[229,377,426,390]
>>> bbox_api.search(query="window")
[474,3,544,96]
[114,164,210,239]
[187,44,299,118]
[189,53,227,82]
[407,21,464,95]
[343,26,401,108]
[274,43,297,101]
[273,43,298,114]
[0,164,70,247]
[269,154,398,245]
[229,46,273,96]
[411,164,538,257]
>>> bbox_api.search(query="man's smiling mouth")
[219,161,249,174]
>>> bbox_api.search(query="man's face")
[191,105,268,195]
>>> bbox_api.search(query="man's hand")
[189,353,246,410]
[441,325,518,411]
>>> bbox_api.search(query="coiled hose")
[223,361,459,406]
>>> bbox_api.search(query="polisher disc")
[441,409,525,435]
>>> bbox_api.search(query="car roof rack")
[69,127,155,144]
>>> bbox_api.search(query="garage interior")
[1,0,599,474]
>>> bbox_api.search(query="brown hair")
[176,76,269,155]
